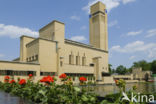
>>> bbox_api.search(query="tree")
[109,64,112,74]
[116,65,127,75]
[132,60,151,71]
[151,60,156,74]
[109,64,115,74]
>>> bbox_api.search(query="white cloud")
[146,29,156,38]
[148,48,156,58]
[122,0,136,4]
[0,24,38,38]
[70,15,80,21]
[82,0,136,13]
[0,54,4,58]
[110,41,156,54]
[126,30,142,36]
[80,26,87,30]
[70,36,86,42]
[129,56,135,60]
[108,20,118,27]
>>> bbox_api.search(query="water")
[0,90,35,104]
[90,82,156,96]
[0,82,155,104]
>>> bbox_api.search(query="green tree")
[132,60,151,71]
[151,60,156,74]
[116,65,127,75]
[109,64,112,74]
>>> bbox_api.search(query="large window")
[40,72,55,76]
[0,70,36,76]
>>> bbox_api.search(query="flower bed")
[0,74,101,104]
[0,74,152,104]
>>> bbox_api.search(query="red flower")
[29,74,33,77]
[4,76,10,83]
[19,79,26,85]
[5,76,10,79]
[79,77,87,82]
[115,80,118,84]
[59,73,67,79]
[40,76,54,84]
[10,80,16,84]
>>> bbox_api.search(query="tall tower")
[89,1,108,51]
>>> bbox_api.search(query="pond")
[90,82,156,97]
[0,90,35,104]
[0,82,155,104]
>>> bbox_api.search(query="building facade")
[0,2,109,83]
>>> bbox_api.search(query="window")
[26,58,29,62]
[90,63,94,67]
[35,55,38,60]
[60,61,63,67]
[32,56,34,61]
[69,54,74,64]
[40,72,55,76]
[52,32,55,41]
[69,55,72,64]
[76,56,80,65]
[29,57,31,62]
[82,56,86,66]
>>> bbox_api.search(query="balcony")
[63,64,94,74]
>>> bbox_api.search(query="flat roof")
[0,60,40,65]
[65,39,108,53]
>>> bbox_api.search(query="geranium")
[10,80,16,84]
[29,74,33,77]
[79,77,87,82]
[115,80,118,85]
[79,77,87,85]
[4,76,10,83]
[40,76,54,84]
[19,79,26,85]
[59,73,67,79]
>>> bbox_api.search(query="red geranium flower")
[59,73,67,79]
[19,79,26,85]
[115,80,118,84]
[79,77,87,82]
[5,76,10,79]
[29,74,33,77]
[4,76,10,83]
[10,80,16,84]
[40,76,54,84]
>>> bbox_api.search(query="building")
[132,67,152,81]
[0,2,109,83]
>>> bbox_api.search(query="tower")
[89,1,108,51]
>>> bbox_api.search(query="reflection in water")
[0,83,155,103]
[91,82,156,97]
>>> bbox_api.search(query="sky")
[0,0,156,69]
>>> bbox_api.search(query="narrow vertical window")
[82,56,86,66]
[76,56,80,65]
[69,55,72,64]
[52,32,55,41]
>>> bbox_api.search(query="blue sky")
[0,0,156,69]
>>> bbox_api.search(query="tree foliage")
[132,60,151,71]
[116,65,127,75]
